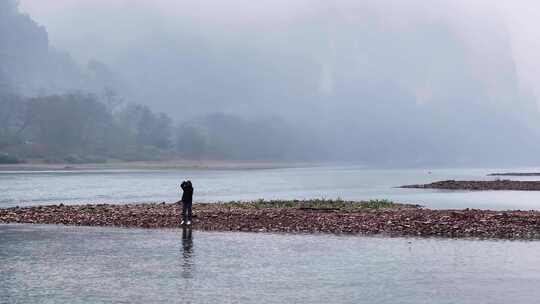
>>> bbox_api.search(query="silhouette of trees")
[174,113,301,160]
[0,93,27,149]
[0,92,179,162]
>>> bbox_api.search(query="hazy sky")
[17,0,540,102]
[10,0,540,164]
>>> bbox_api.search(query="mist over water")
[2,0,540,165]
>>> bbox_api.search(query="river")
[1,224,539,304]
[2,165,540,303]
[2,165,540,210]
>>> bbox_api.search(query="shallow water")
[2,165,540,210]
[1,224,539,304]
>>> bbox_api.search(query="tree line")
[0,92,304,164]
[0,1,308,164]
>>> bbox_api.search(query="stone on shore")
[2,199,540,239]
[401,180,540,191]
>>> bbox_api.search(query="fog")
[2,0,540,166]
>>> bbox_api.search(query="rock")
[1,201,540,239]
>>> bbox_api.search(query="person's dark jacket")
[181,181,194,204]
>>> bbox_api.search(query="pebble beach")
[2,200,540,239]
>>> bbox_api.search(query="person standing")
[180,180,194,225]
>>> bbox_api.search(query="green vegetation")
[0,93,306,163]
[219,199,405,212]
[0,93,175,163]
[0,153,22,164]
[0,1,304,164]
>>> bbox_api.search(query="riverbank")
[401,180,540,191]
[2,200,540,239]
[488,172,540,176]
[0,160,316,171]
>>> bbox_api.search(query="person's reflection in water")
[181,226,194,279]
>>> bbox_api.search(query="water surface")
[2,166,540,209]
[1,224,539,304]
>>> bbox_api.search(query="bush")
[64,154,107,164]
[222,198,401,212]
[0,153,23,164]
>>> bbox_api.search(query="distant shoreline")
[488,172,540,176]
[0,160,319,171]
[2,200,540,239]
[401,179,540,191]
